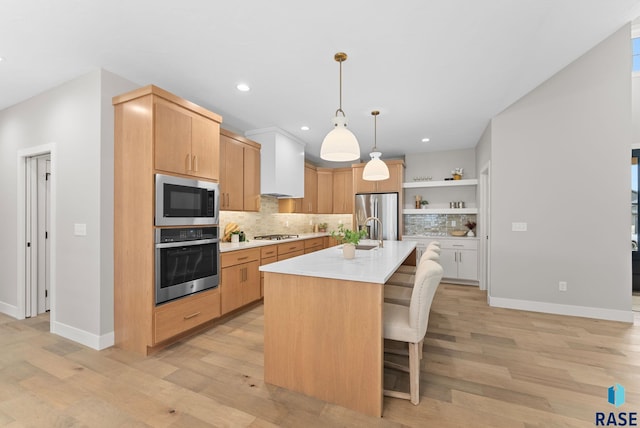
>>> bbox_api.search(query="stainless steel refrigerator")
[354,193,399,241]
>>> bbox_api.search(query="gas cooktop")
[254,234,299,241]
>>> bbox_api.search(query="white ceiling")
[2,1,640,165]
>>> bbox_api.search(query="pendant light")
[362,110,390,181]
[320,52,361,162]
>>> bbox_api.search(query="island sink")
[355,244,378,250]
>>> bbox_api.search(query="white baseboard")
[51,321,114,350]
[489,296,634,323]
[0,301,20,319]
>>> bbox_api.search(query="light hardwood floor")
[1,284,638,427]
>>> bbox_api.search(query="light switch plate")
[74,223,87,236]
[512,222,527,232]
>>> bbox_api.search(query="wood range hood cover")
[245,127,305,198]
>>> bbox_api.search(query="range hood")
[245,127,305,198]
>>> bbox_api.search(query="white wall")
[633,73,640,146]
[0,69,138,348]
[489,25,632,321]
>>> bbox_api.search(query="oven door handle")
[156,238,219,249]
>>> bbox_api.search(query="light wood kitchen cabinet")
[332,167,353,214]
[277,241,305,261]
[278,198,304,213]
[220,248,261,315]
[260,246,278,297]
[154,288,221,344]
[303,164,318,213]
[113,85,223,355]
[154,97,220,181]
[220,129,261,212]
[324,236,340,248]
[352,160,404,194]
[304,237,324,254]
[317,168,333,214]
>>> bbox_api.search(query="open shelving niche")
[402,178,478,214]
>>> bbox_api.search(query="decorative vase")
[343,243,356,259]
[453,174,462,180]
[466,229,475,237]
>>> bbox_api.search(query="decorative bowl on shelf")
[450,230,467,237]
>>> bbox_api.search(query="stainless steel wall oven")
[155,226,220,305]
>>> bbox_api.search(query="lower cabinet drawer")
[154,289,220,343]
[278,249,305,261]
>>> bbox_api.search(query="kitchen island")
[260,240,416,417]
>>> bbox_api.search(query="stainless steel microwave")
[155,174,219,226]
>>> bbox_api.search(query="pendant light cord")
[371,110,380,151]
[335,53,347,117]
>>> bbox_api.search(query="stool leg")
[409,342,421,405]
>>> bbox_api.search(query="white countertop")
[220,232,329,253]
[259,240,416,284]
[402,235,480,241]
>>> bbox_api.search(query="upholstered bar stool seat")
[385,246,440,291]
[383,260,444,405]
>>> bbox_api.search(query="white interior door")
[25,154,51,317]
[37,156,51,313]
[480,163,491,298]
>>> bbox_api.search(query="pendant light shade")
[320,52,360,162]
[363,111,390,181]
[321,116,360,162]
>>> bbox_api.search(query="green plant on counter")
[420,200,429,206]
[318,222,328,229]
[330,224,367,246]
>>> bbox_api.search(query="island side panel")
[263,272,383,417]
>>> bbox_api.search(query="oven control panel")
[157,227,218,243]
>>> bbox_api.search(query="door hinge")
[45,290,48,297]
[45,172,51,181]
[27,242,31,248]
[45,231,48,239]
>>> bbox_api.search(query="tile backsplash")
[403,213,477,236]
[220,196,352,240]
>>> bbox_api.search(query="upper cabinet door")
[243,145,261,212]
[332,168,353,214]
[154,99,192,176]
[220,135,245,211]
[191,114,219,181]
[154,98,219,181]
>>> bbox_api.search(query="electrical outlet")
[559,281,567,292]
[451,220,456,227]
[285,220,289,228]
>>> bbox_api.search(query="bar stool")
[385,247,440,289]
[383,259,444,404]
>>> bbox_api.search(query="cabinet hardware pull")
[184,312,201,320]
[459,252,462,262]
[453,244,464,247]
[454,252,457,262]
[237,256,248,260]
[193,155,198,172]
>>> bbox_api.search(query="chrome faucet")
[364,216,384,248]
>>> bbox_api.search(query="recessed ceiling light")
[301,126,309,131]
[236,83,250,92]
[422,137,430,142]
